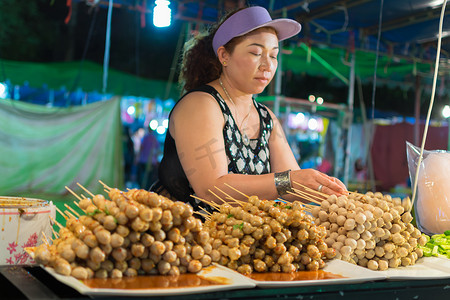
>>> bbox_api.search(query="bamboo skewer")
[287,190,321,206]
[208,189,226,205]
[302,202,317,209]
[55,206,68,220]
[50,216,63,229]
[65,186,83,201]
[77,182,95,198]
[292,181,328,198]
[99,180,112,191]
[190,195,220,210]
[42,231,52,243]
[64,204,81,218]
[194,211,211,221]
[288,189,322,205]
[214,186,245,206]
[64,210,77,220]
[224,183,249,199]
[292,186,326,202]
[41,232,49,245]
[225,196,249,205]
[199,206,213,216]
[302,206,312,212]
[51,228,59,239]
[291,188,323,204]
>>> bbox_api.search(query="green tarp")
[283,44,433,85]
[1,59,181,99]
[0,97,124,197]
[1,44,434,100]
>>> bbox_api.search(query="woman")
[153,6,347,210]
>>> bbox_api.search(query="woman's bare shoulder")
[172,90,221,119]
[170,90,224,140]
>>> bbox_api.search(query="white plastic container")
[0,196,56,265]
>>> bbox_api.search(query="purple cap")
[212,6,302,56]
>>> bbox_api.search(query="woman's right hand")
[290,169,348,196]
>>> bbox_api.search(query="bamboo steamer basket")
[0,196,55,265]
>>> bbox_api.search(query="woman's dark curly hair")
[178,7,248,93]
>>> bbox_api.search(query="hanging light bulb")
[153,0,171,28]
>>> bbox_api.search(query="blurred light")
[86,0,100,6]
[308,118,318,131]
[156,125,166,135]
[428,1,446,9]
[443,105,450,118]
[153,0,171,28]
[149,120,159,130]
[317,97,324,105]
[288,112,308,129]
[295,112,305,123]
[162,118,169,128]
[0,82,7,99]
[308,95,315,102]
[127,105,136,115]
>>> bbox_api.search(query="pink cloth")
[317,159,332,174]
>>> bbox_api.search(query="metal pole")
[343,53,355,186]
[102,0,114,95]
[273,8,286,118]
[165,22,187,99]
[414,75,422,146]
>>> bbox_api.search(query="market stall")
[2,1,450,299]
[1,180,448,299]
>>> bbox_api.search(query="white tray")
[248,259,387,288]
[42,263,256,296]
[380,256,450,280]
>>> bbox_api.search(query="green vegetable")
[227,214,234,218]
[233,223,244,230]
[419,232,450,259]
[87,209,102,216]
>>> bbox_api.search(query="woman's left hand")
[290,169,348,196]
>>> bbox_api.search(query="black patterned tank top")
[156,85,273,210]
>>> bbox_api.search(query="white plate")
[248,259,386,288]
[42,263,256,296]
[380,256,450,280]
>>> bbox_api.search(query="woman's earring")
[223,61,227,66]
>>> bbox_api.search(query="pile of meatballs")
[34,188,213,279]
[33,187,336,278]
[32,186,428,279]
[205,196,336,275]
[311,192,427,270]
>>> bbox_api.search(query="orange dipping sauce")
[82,273,228,290]
[249,270,346,281]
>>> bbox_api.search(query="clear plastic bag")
[406,141,450,235]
